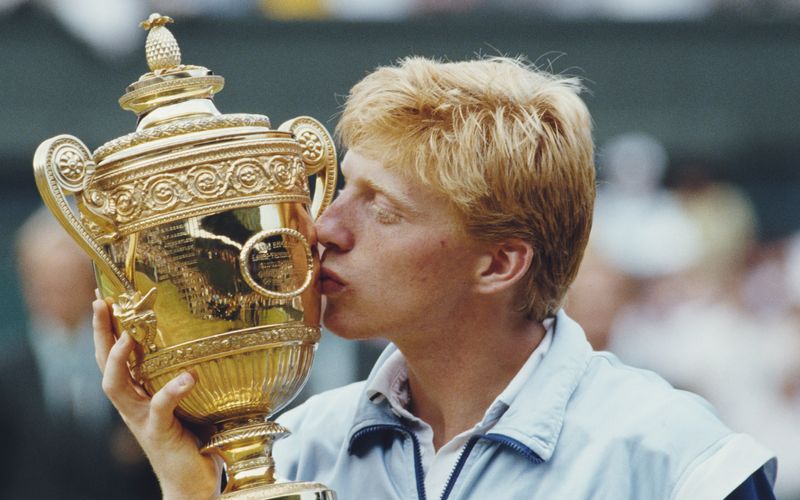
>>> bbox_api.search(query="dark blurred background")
[1,0,799,498]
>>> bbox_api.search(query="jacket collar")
[488,310,592,461]
[347,309,593,463]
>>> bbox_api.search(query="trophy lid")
[119,13,224,118]
[93,13,274,163]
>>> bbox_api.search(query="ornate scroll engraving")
[83,153,308,234]
[113,287,159,352]
[132,325,320,380]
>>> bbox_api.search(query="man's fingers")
[101,332,144,411]
[93,298,115,372]
[149,372,196,435]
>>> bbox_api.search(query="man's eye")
[369,203,401,224]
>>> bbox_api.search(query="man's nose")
[315,197,354,252]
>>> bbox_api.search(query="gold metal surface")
[86,137,310,234]
[33,13,336,499]
[141,14,181,71]
[93,114,272,160]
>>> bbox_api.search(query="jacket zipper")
[483,433,544,464]
[403,425,428,500]
[350,427,543,500]
[439,434,544,499]
[350,423,427,500]
[439,435,481,500]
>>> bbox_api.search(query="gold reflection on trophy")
[33,13,336,500]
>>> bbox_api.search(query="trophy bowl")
[33,14,336,499]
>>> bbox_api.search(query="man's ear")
[474,239,533,295]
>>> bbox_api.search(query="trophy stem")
[202,418,288,494]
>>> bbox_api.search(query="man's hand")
[93,298,221,500]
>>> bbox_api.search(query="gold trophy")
[33,14,336,500]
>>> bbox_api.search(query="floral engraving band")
[84,150,309,235]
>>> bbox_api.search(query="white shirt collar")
[366,318,555,430]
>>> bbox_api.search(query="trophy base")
[220,481,335,500]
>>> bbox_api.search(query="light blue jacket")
[275,311,776,499]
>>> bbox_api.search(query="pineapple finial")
[140,13,181,73]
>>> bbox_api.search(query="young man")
[94,57,776,499]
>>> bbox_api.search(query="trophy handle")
[33,134,133,294]
[279,116,338,220]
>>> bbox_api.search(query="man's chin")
[321,312,373,341]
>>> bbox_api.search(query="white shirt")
[365,319,554,499]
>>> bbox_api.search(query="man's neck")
[396,310,546,451]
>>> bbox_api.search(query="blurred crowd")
[568,132,800,499]
[1,207,159,498]
[1,0,799,58]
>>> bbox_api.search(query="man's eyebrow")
[358,177,420,215]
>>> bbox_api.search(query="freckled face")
[315,151,485,342]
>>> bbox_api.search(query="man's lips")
[320,266,346,284]
[320,266,346,294]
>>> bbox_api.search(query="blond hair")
[337,56,595,321]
